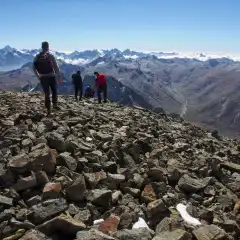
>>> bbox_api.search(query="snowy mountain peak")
[0,45,240,71]
[3,45,15,51]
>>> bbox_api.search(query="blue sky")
[0,0,239,53]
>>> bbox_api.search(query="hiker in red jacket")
[94,72,107,103]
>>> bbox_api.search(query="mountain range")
[1,45,240,138]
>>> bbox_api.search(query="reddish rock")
[43,182,62,199]
[98,214,120,234]
[141,185,156,203]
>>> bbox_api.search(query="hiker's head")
[41,41,49,52]
[77,70,81,75]
[94,72,99,77]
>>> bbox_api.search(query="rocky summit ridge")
[0,91,240,240]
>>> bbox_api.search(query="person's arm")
[33,55,41,80]
[51,55,62,84]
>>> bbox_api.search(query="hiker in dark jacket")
[72,71,83,101]
[94,72,107,103]
[33,41,62,115]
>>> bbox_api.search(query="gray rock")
[103,161,118,173]
[107,173,126,189]
[27,199,68,225]
[0,164,15,187]
[156,215,184,234]
[84,171,107,189]
[35,171,49,186]
[68,204,80,216]
[147,199,168,219]
[66,175,86,201]
[222,219,239,233]
[123,153,136,168]
[45,131,66,152]
[151,182,167,196]
[178,174,212,193]
[10,218,35,230]
[57,152,77,171]
[132,173,145,188]
[0,194,13,207]
[26,195,42,207]
[153,229,192,240]
[74,209,92,224]
[193,224,229,240]
[115,228,152,240]
[19,229,51,240]
[147,168,165,181]
[96,132,113,141]
[37,214,86,236]
[220,162,240,174]
[75,229,116,240]
[168,168,182,183]
[0,211,12,222]
[22,138,33,149]
[7,153,31,173]
[29,147,56,174]
[112,190,123,204]
[13,172,37,192]
[123,187,140,197]
[87,189,112,207]
[204,185,216,196]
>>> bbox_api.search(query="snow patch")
[124,55,138,59]
[62,58,90,65]
[132,217,150,230]
[97,61,105,65]
[176,203,201,226]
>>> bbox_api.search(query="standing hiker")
[94,72,107,103]
[72,70,83,101]
[33,41,62,115]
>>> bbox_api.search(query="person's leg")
[97,86,102,103]
[103,84,107,103]
[49,77,58,109]
[74,84,78,101]
[79,83,83,100]
[41,78,51,112]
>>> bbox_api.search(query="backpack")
[34,52,54,74]
[85,86,91,93]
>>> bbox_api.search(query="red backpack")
[34,52,54,74]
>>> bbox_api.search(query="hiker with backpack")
[72,70,83,101]
[94,72,107,103]
[33,41,62,115]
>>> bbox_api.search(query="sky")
[0,0,239,54]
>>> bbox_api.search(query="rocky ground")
[0,91,240,240]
